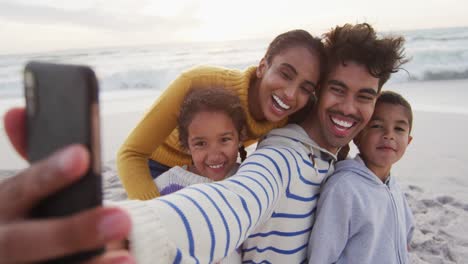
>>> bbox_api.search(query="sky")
[0,0,467,54]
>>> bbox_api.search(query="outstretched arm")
[121,146,297,264]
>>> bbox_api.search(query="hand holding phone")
[24,61,103,263]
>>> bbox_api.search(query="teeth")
[331,117,353,128]
[272,95,291,110]
[208,164,223,169]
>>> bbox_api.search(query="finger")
[0,207,131,263]
[106,240,127,251]
[0,145,89,220]
[84,251,135,264]
[3,107,27,160]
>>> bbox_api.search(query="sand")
[1,81,467,263]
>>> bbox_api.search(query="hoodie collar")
[264,124,338,161]
[336,155,395,187]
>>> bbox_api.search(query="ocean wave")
[419,69,468,81]
[410,35,468,42]
[392,68,468,82]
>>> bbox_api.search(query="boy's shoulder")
[322,157,372,194]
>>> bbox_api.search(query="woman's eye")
[193,141,206,147]
[300,86,313,95]
[281,71,292,80]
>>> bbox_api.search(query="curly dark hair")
[264,29,328,83]
[323,23,408,90]
[178,87,247,160]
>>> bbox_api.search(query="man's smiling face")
[308,61,380,153]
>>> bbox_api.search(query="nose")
[283,85,298,101]
[207,144,225,160]
[383,128,394,140]
[337,95,358,116]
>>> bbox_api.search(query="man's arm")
[120,146,295,264]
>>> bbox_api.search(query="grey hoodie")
[259,124,337,165]
[308,155,414,264]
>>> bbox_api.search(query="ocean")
[1,27,467,113]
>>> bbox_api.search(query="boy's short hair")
[323,23,408,90]
[376,91,413,132]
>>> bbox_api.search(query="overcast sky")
[0,0,467,54]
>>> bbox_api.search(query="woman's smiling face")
[253,46,320,122]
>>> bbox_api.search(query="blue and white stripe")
[133,124,336,263]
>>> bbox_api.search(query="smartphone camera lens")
[24,70,37,117]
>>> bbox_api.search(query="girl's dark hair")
[178,87,247,161]
[264,29,327,83]
[323,23,408,90]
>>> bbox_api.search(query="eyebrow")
[190,131,235,141]
[360,88,378,97]
[281,63,317,88]
[371,117,410,126]
[190,137,206,142]
[220,132,235,136]
[328,79,347,89]
[328,80,378,96]
[396,120,410,126]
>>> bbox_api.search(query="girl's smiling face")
[187,111,240,181]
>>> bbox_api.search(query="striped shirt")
[121,124,337,264]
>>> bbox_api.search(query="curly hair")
[178,87,247,160]
[323,23,408,90]
[264,29,328,83]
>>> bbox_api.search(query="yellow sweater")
[117,65,287,200]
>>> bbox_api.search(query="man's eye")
[358,95,374,101]
[330,86,344,94]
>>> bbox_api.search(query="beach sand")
[1,81,467,263]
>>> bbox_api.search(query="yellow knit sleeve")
[117,73,193,200]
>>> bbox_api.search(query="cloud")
[0,1,200,32]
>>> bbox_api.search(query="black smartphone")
[24,61,103,263]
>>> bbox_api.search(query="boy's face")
[354,102,413,176]
[305,61,379,153]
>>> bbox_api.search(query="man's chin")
[324,136,353,153]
